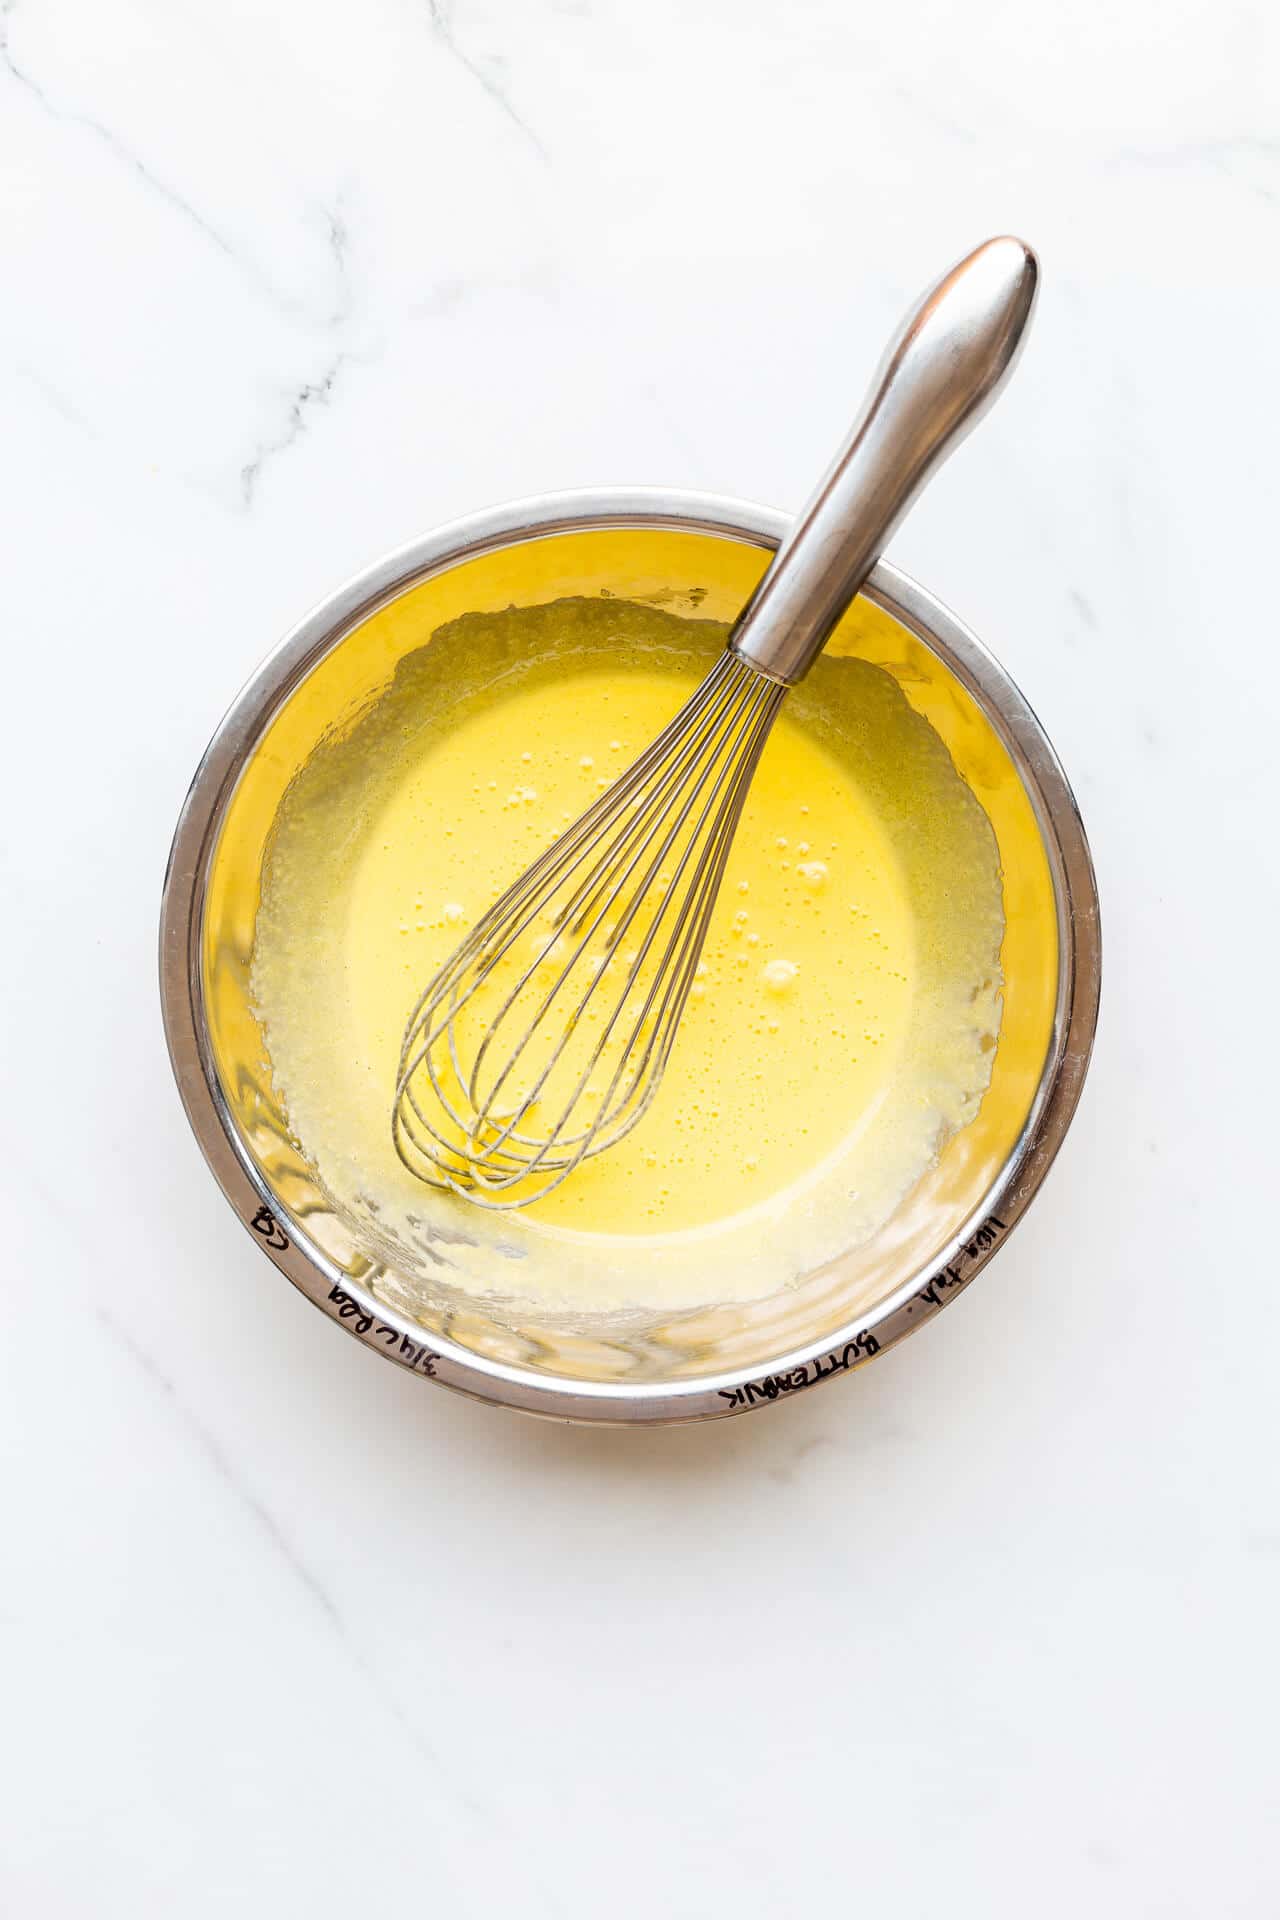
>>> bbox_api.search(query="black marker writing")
[719,1213,1011,1409]
[327,1285,439,1377]
[718,1331,880,1408]
[249,1205,289,1252]
[916,1213,1008,1308]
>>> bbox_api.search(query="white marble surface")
[2,0,1278,1910]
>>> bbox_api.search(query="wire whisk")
[394,237,1039,1207]
[393,653,785,1205]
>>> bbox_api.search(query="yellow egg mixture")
[251,599,1004,1311]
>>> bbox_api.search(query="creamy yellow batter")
[251,598,1004,1311]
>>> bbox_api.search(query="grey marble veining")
[2,0,1277,1913]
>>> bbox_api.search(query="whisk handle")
[729,236,1038,686]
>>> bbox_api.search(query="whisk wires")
[392,650,785,1208]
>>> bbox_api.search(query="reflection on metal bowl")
[159,491,1099,1424]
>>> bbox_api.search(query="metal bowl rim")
[158,487,1101,1424]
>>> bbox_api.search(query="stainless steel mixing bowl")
[159,491,1100,1424]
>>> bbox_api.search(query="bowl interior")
[199,523,1059,1385]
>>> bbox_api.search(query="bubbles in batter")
[250,597,1004,1312]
